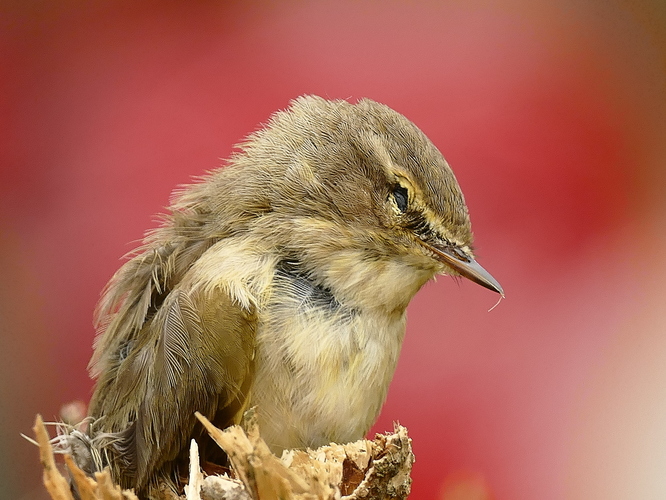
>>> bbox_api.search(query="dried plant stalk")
[34,412,413,500]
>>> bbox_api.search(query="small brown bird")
[77,96,502,498]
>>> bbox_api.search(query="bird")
[76,95,503,498]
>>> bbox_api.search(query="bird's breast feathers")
[183,235,414,451]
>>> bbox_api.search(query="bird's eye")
[393,185,409,213]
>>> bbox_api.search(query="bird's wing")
[91,284,256,491]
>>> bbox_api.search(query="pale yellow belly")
[251,306,406,453]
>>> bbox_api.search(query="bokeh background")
[2,1,666,498]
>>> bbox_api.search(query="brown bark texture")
[32,411,414,500]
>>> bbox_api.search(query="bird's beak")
[420,240,504,296]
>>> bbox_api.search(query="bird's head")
[203,96,502,312]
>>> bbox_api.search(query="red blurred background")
[2,1,666,498]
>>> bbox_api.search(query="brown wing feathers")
[87,233,256,494]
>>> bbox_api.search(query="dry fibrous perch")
[33,412,414,500]
[33,414,139,500]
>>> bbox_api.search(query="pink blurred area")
[2,1,666,498]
